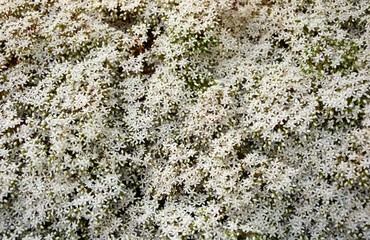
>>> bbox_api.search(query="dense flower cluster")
[1,0,369,239]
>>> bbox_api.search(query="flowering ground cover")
[0,0,369,239]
